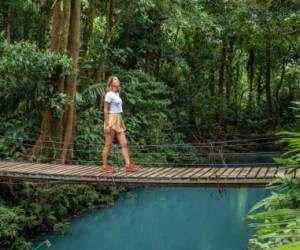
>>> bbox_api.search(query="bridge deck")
[0,161,299,187]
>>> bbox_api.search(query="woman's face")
[111,77,120,91]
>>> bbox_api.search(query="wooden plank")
[1,163,39,173]
[190,168,212,179]
[228,168,243,179]
[29,165,68,176]
[59,165,91,175]
[33,164,73,175]
[134,167,160,178]
[162,167,187,179]
[32,164,68,175]
[276,167,287,177]
[154,167,178,178]
[124,167,155,178]
[145,167,171,178]
[172,168,194,178]
[0,161,21,169]
[265,167,278,178]
[247,167,261,178]
[214,168,228,177]
[179,167,201,178]
[60,164,85,174]
[9,165,46,174]
[67,167,95,176]
[76,166,101,176]
[131,167,162,178]
[148,167,185,178]
[220,168,235,178]
[175,167,195,178]
[8,163,58,174]
[110,168,128,177]
[36,166,68,175]
[138,167,164,178]
[94,168,112,177]
[149,167,174,178]
[256,168,269,179]
[237,167,251,178]
[112,167,153,178]
[202,168,220,178]
[63,166,95,176]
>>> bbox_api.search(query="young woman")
[101,75,140,173]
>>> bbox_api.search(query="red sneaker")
[101,165,113,173]
[125,163,140,172]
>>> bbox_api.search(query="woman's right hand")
[104,125,111,133]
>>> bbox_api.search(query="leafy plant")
[247,103,300,249]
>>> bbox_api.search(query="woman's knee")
[103,143,112,149]
[119,142,127,148]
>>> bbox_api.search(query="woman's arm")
[104,102,110,128]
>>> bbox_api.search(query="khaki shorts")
[104,113,126,133]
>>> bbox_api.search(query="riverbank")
[0,181,126,250]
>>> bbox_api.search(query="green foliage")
[0,39,73,158]
[0,40,73,112]
[275,241,300,250]
[49,92,71,119]
[53,222,69,235]
[247,104,300,249]
[0,206,32,250]
[0,183,124,249]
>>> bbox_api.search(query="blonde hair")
[106,75,120,92]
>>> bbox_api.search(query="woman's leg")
[102,129,116,166]
[116,132,130,165]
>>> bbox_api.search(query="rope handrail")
[0,134,284,149]
[0,134,284,147]
[0,158,279,167]
[10,131,282,142]
[0,141,284,156]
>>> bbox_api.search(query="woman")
[101,75,140,173]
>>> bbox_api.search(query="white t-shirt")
[104,91,123,113]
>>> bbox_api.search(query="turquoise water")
[34,187,269,250]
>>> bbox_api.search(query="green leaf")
[275,241,300,250]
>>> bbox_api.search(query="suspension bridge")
[0,161,297,187]
[0,134,298,187]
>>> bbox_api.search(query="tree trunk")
[38,0,48,49]
[24,0,73,162]
[265,39,273,120]
[6,4,11,42]
[96,0,114,83]
[59,0,81,163]
[51,0,71,55]
[82,0,96,53]
[209,68,215,97]
[81,0,97,90]
[23,103,51,160]
[225,38,234,105]
[275,60,286,103]
[256,67,263,108]
[218,37,227,123]
[247,48,255,111]
[50,0,72,159]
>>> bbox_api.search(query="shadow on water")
[34,187,270,250]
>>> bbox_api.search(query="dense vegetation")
[0,182,124,250]
[247,106,300,249]
[0,0,299,249]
